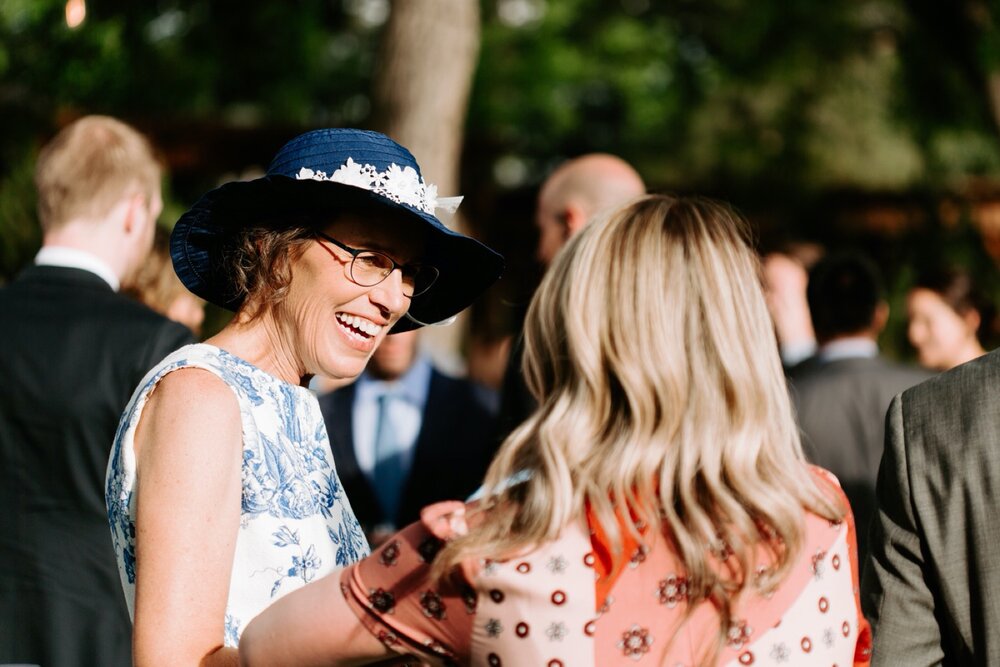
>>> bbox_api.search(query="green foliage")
[1,0,1000,332]
[472,0,946,195]
[0,148,40,283]
[5,0,1000,196]
[0,0,379,125]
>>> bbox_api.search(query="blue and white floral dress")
[105,343,369,645]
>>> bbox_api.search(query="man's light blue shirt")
[352,356,432,483]
[817,337,879,363]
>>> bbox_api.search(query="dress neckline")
[190,342,317,399]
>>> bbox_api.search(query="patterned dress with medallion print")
[340,469,871,666]
[106,343,369,645]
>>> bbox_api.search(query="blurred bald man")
[534,153,646,266]
[497,154,646,438]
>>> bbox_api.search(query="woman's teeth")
[336,313,383,338]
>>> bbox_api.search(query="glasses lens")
[351,252,394,287]
[409,265,440,297]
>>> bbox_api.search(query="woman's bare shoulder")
[147,366,238,415]
[135,366,241,460]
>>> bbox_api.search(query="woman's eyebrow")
[355,238,420,264]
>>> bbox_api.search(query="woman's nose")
[369,268,409,316]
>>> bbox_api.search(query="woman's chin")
[321,359,368,383]
[919,353,945,371]
[316,342,373,380]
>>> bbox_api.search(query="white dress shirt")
[35,246,120,292]
[817,337,879,363]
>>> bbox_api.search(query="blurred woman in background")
[240,195,870,666]
[125,226,206,335]
[907,267,994,371]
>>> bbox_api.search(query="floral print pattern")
[420,591,447,620]
[339,470,871,666]
[618,625,653,660]
[266,526,323,596]
[727,620,754,650]
[656,574,688,607]
[105,344,369,647]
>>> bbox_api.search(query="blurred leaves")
[470,0,1000,197]
[3,0,1000,193]
[2,0,1000,296]
[0,150,39,284]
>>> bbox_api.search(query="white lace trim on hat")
[296,159,447,216]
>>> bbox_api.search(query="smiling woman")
[103,129,503,666]
[906,267,993,371]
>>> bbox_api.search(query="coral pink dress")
[340,470,872,666]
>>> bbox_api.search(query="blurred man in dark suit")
[788,252,930,563]
[863,348,1000,665]
[319,329,498,545]
[0,116,195,666]
[497,154,645,438]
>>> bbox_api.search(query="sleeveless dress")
[105,343,369,645]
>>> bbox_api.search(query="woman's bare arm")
[132,368,243,667]
[239,568,395,667]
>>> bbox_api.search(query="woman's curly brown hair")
[225,223,316,321]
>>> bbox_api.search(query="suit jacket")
[496,332,536,443]
[788,354,931,563]
[319,368,499,535]
[0,265,195,667]
[863,349,1000,666]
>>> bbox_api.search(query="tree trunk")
[370,0,482,374]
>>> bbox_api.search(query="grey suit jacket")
[863,349,1000,666]
[789,355,931,562]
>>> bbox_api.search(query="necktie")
[373,392,404,525]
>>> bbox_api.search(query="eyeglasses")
[314,231,439,298]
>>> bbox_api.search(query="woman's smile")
[334,311,385,352]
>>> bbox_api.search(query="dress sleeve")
[862,393,945,666]
[340,502,477,665]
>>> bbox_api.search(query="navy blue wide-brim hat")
[170,128,504,333]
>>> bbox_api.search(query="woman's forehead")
[324,213,426,257]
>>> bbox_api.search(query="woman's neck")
[207,311,306,386]
[947,338,986,370]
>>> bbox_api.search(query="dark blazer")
[496,332,536,443]
[788,354,931,563]
[319,368,499,534]
[863,349,1000,666]
[0,265,195,667]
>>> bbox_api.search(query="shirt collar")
[818,337,879,363]
[356,355,433,408]
[35,246,120,292]
[780,340,817,367]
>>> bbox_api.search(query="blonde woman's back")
[338,467,868,666]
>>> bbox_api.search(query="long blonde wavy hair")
[437,195,843,655]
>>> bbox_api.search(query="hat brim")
[171,175,504,333]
